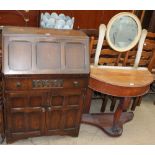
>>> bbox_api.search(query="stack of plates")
[40,12,75,30]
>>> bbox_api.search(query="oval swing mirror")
[106,12,142,52]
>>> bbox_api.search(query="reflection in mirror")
[109,16,138,48]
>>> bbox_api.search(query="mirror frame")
[106,12,142,52]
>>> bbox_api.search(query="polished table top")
[89,66,154,97]
[90,66,153,87]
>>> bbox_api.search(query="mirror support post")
[94,24,106,66]
[134,29,148,68]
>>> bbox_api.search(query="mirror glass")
[109,16,138,48]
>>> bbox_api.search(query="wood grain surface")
[90,66,153,87]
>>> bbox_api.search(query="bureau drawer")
[5,78,29,91]
[5,77,88,90]
[32,78,88,89]
[63,78,88,88]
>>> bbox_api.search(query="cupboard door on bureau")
[6,92,46,139]
[46,92,64,134]
[46,89,84,135]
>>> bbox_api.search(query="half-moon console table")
[82,66,153,136]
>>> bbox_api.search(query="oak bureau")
[1,26,89,143]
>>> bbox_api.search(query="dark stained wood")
[2,26,89,75]
[100,95,108,112]
[0,10,152,33]
[0,11,39,27]
[110,97,117,112]
[5,76,88,91]
[4,74,88,143]
[0,28,2,50]
[131,97,142,111]
[0,10,131,30]
[0,100,4,143]
[148,11,155,32]
[83,88,93,113]
[0,70,4,143]
[2,26,89,143]
[0,29,3,142]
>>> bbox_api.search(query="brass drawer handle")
[47,107,51,111]
[73,81,79,87]
[16,82,22,88]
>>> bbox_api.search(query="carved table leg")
[104,97,132,136]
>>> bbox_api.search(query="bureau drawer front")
[5,77,88,90]
[31,78,88,89]
[5,78,29,91]
[63,78,88,88]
